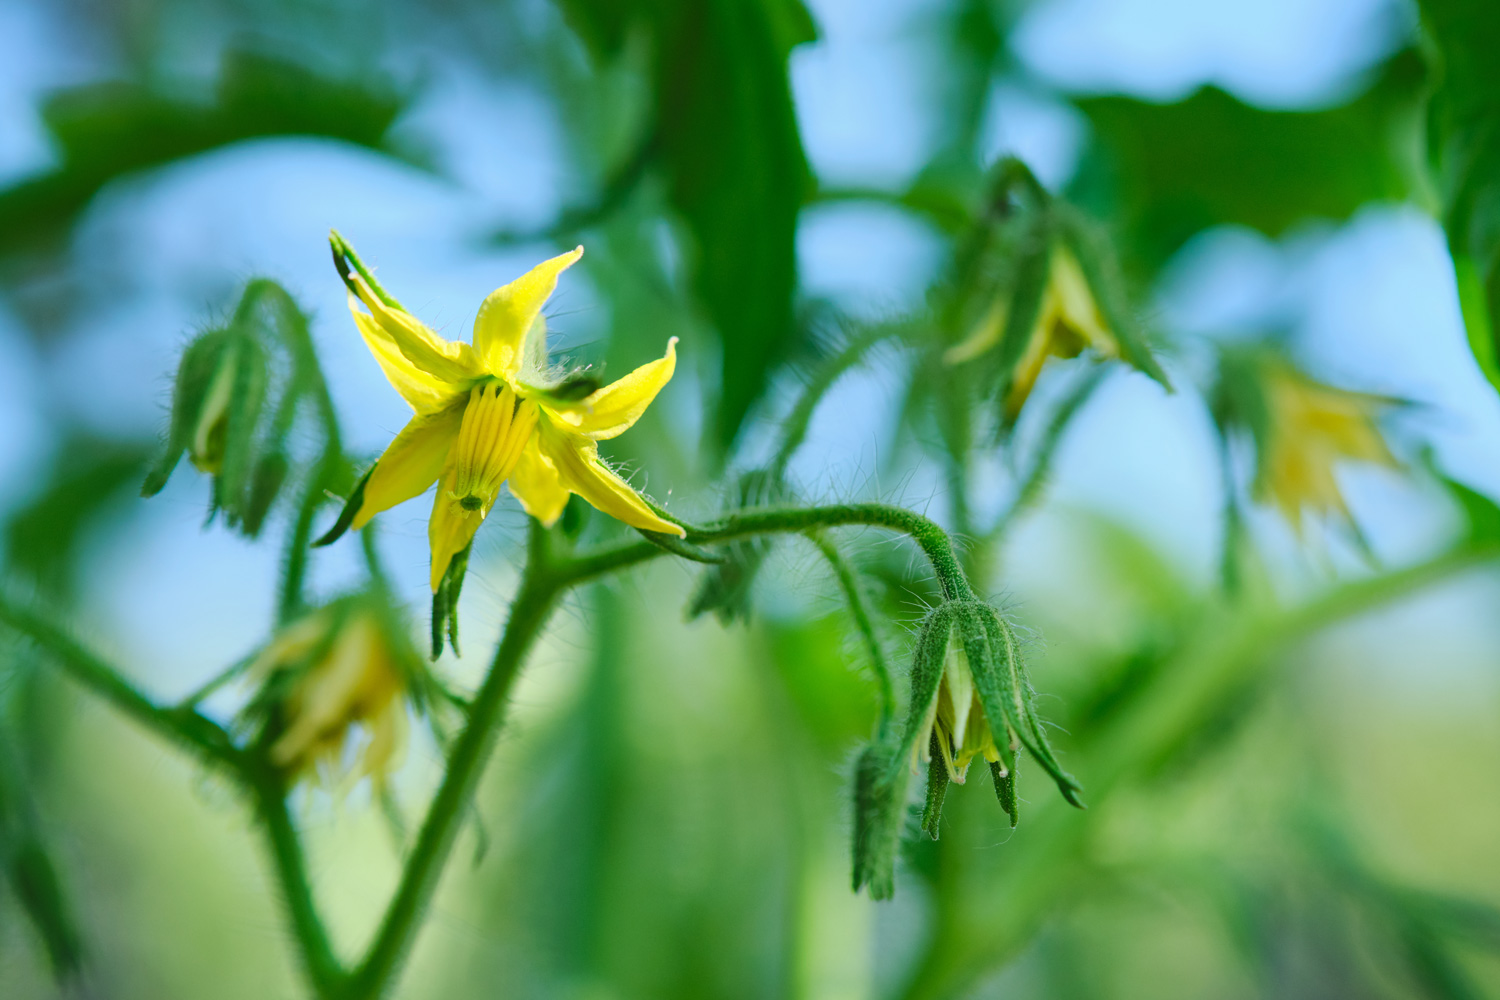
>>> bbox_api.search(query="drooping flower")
[1253,359,1398,531]
[247,602,411,786]
[318,233,685,591]
[944,245,1121,418]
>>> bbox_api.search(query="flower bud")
[941,159,1168,423]
[852,599,1081,897]
[143,281,310,538]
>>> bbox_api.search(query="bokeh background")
[2,0,1499,997]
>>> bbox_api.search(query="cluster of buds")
[853,598,1082,899]
[940,158,1169,423]
[1212,345,1401,535]
[241,594,437,789]
[141,282,313,537]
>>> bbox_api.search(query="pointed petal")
[539,423,684,536]
[349,304,458,412]
[428,470,486,592]
[474,247,584,380]
[350,275,479,391]
[546,338,677,440]
[352,404,465,530]
[508,436,570,526]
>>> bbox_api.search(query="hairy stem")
[0,599,238,772]
[347,531,561,997]
[806,532,897,731]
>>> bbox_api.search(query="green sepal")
[990,754,1017,828]
[920,730,949,840]
[142,328,231,497]
[312,467,372,547]
[637,528,727,564]
[1055,208,1172,392]
[431,540,472,659]
[240,450,289,538]
[991,215,1054,386]
[852,603,953,898]
[329,229,405,310]
[210,331,270,530]
[968,603,1085,808]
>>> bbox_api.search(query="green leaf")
[0,48,408,262]
[7,434,150,602]
[1075,52,1422,270]
[1419,0,1500,397]
[652,0,815,448]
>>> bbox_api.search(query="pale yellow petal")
[474,247,584,379]
[352,403,466,529]
[1002,298,1060,419]
[508,436,569,526]
[350,275,480,388]
[539,423,684,536]
[546,338,677,440]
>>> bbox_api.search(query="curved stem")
[806,532,896,732]
[560,502,976,602]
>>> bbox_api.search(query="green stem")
[806,532,896,731]
[242,759,347,995]
[347,531,561,998]
[560,502,976,602]
[0,599,238,772]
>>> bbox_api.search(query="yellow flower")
[250,606,408,786]
[1255,362,1397,531]
[332,236,685,590]
[913,642,1003,784]
[944,246,1120,418]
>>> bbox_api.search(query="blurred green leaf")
[1075,52,1422,269]
[0,47,409,262]
[561,0,815,449]
[6,433,150,602]
[1418,0,1500,397]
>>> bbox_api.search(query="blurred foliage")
[1076,51,1425,270]
[1418,0,1500,399]
[0,47,408,269]
[559,0,815,449]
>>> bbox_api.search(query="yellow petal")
[352,403,466,530]
[428,467,487,592]
[474,247,584,380]
[539,422,684,536]
[943,298,1008,366]
[509,436,569,526]
[1048,248,1116,352]
[350,304,459,412]
[546,338,677,440]
[1003,298,1060,418]
[350,275,480,390]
